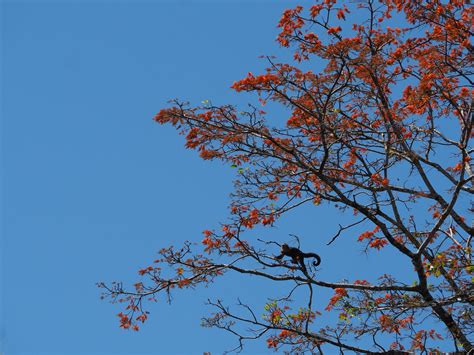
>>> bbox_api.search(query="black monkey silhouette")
[275,244,321,273]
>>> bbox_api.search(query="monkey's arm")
[275,252,298,264]
[275,253,285,260]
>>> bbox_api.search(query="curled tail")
[302,252,321,267]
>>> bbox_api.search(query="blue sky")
[1,1,463,354]
[1,2,314,354]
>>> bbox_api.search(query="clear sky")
[1,1,459,354]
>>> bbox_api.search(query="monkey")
[275,244,321,273]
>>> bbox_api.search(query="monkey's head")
[281,244,290,252]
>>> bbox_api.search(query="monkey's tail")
[302,252,321,267]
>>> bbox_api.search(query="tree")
[99,0,473,352]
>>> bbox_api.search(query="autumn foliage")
[99,0,473,352]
